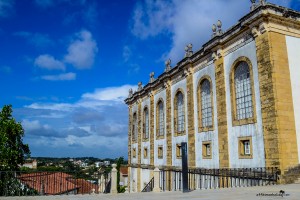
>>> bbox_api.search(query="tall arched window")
[176,91,185,132]
[143,107,149,139]
[234,61,253,120]
[132,112,137,141]
[157,101,164,136]
[200,79,213,127]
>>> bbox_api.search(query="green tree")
[0,105,30,171]
[116,156,126,193]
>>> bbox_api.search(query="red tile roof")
[120,166,128,176]
[19,172,98,195]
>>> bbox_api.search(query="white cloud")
[131,0,293,63]
[34,54,65,70]
[64,30,98,69]
[82,84,137,101]
[41,72,76,81]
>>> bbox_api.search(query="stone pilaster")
[150,94,155,166]
[255,31,298,172]
[137,101,142,192]
[186,66,196,167]
[215,56,229,168]
[128,106,132,166]
[165,81,172,167]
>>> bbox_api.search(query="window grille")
[158,101,164,136]
[201,80,213,127]
[176,92,185,132]
[234,62,253,120]
[244,140,250,155]
[144,108,149,139]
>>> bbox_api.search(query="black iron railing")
[159,167,279,191]
[0,171,111,196]
[141,177,154,192]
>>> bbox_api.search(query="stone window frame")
[176,143,182,159]
[173,89,186,136]
[142,106,150,141]
[238,136,253,159]
[197,76,214,132]
[143,147,148,159]
[230,57,257,126]
[157,145,163,159]
[202,141,212,159]
[132,147,136,158]
[132,112,138,143]
[156,98,165,140]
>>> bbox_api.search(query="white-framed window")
[201,79,213,127]
[176,92,185,132]
[158,101,164,136]
[234,61,253,120]
[143,107,149,139]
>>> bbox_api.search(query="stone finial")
[165,59,171,72]
[138,82,143,91]
[250,0,256,11]
[128,88,133,98]
[212,20,223,37]
[259,0,266,6]
[149,72,155,83]
[217,20,223,35]
[184,43,193,58]
[212,24,217,37]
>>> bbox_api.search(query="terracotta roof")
[120,166,128,176]
[19,172,98,195]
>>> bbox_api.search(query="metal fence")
[0,171,111,196]
[159,167,279,191]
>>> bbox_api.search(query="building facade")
[125,1,300,192]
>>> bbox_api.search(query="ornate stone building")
[125,1,300,192]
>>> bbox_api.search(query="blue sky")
[0,0,298,159]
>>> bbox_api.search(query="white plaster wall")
[140,168,151,190]
[154,89,167,166]
[286,36,300,163]
[141,98,151,165]
[224,40,265,168]
[193,62,220,168]
[130,167,137,193]
[171,79,188,167]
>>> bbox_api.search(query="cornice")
[125,3,300,105]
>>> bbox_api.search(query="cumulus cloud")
[0,0,14,18]
[41,72,76,81]
[82,85,137,102]
[22,119,63,138]
[64,30,98,69]
[131,0,293,63]
[34,54,65,70]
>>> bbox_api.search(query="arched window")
[200,79,213,127]
[234,61,253,120]
[175,91,185,132]
[132,112,137,141]
[143,107,149,139]
[157,101,164,136]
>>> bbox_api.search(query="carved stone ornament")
[138,82,143,91]
[163,81,171,89]
[149,72,155,83]
[184,43,193,58]
[128,88,133,98]
[165,59,172,72]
